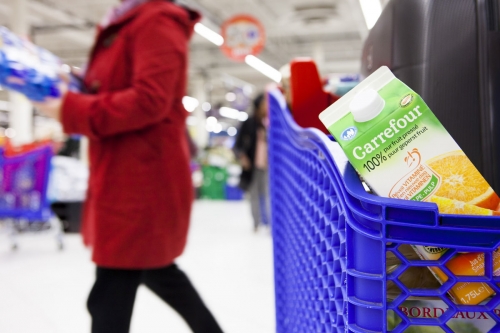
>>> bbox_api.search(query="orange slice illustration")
[427,150,500,210]
[429,196,499,216]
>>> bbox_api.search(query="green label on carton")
[328,78,459,200]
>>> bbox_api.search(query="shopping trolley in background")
[0,145,63,250]
[268,87,500,333]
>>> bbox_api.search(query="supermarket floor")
[0,200,275,333]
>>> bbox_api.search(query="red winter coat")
[61,1,200,269]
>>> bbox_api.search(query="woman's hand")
[32,78,69,122]
[239,154,252,171]
[32,96,64,121]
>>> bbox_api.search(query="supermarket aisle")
[0,200,275,333]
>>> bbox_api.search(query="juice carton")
[319,66,500,305]
[431,249,500,305]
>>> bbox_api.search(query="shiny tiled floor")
[0,200,275,333]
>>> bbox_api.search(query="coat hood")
[174,3,202,39]
[104,0,202,39]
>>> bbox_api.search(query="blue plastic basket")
[225,184,244,201]
[268,87,500,333]
[0,146,53,221]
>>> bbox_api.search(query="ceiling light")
[245,55,282,83]
[219,107,240,119]
[214,123,222,134]
[205,123,214,132]
[219,107,249,122]
[182,96,199,112]
[359,0,382,30]
[202,102,212,112]
[194,23,224,46]
[237,112,249,122]
[227,127,238,137]
[206,116,217,126]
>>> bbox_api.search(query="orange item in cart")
[432,250,500,305]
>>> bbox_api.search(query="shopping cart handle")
[439,214,500,229]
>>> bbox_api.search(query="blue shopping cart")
[268,87,500,333]
[0,145,63,250]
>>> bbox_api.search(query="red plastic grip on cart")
[290,59,339,134]
[3,138,55,157]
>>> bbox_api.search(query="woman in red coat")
[34,1,223,332]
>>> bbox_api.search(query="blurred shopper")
[33,1,223,332]
[234,93,270,232]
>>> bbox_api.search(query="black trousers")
[87,264,223,333]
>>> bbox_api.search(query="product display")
[198,147,244,201]
[319,66,500,305]
[200,165,227,200]
[0,26,61,101]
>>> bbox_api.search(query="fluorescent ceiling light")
[205,123,214,132]
[206,116,217,132]
[237,112,249,122]
[202,102,212,112]
[359,0,382,30]
[227,127,238,137]
[206,116,218,126]
[245,55,282,83]
[219,107,248,122]
[194,23,224,46]
[219,107,239,119]
[182,96,199,112]
[213,123,223,134]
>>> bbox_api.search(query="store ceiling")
[0,0,388,106]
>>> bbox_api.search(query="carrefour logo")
[341,126,358,141]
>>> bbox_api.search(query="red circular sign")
[220,15,266,62]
